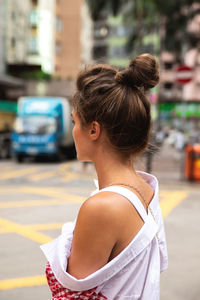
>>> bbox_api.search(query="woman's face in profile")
[72,110,91,161]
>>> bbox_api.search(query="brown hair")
[73,53,159,157]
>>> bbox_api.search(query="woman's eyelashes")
[71,115,75,125]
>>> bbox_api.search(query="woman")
[41,54,168,299]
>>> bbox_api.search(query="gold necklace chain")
[107,182,159,241]
[108,182,148,209]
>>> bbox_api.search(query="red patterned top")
[45,261,107,300]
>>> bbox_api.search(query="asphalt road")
[0,156,199,300]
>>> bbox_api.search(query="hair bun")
[114,71,124,83]
[115,54,159,91]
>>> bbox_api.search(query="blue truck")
[11,97,75,162]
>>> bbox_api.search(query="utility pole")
[0,0,6,74]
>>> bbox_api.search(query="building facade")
[29,0,55,74]
[0,0,6,74]
[3,0,93,80]
[5,0,31,65]
[158,4,200,136]
[54,0,93,79]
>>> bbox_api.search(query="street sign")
[175,65,194,84]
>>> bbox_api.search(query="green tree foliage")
[87,0,122,20]
[21,70,51,81]
[157,0,200,56]
[87,0,200,56]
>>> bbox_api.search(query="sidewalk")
[141,144,184,185]
[145,144,200,187]
[70,144,200,187]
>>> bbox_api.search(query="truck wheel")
[0,141,10,159]
[0,148,7,159]
[15,154,24,163]
[67,145,76,159]
[56,149,64,162]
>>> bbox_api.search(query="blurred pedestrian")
[174,129,186,152]
[189,127,199,144]
[156,126,165,146]
[174,129,187,179]
[41,54,168,299]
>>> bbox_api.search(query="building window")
[11,37,16,48]
[11,11,16,20]
[94,26,109,39]
[29,10,38,26]
[164,82,174,89]
[28,37,38,53]
[109,46,128,58]
[117,26,128,37]
[55,65,61,72]
[56,17,62,32]
[31,0,38,7]
[142,44,155,54]
[164,61,174,69]
[55,41,62,55]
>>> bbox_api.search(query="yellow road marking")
[0,166,13,171]
[19,186,84,202]
[59,161,82,182]
[62,172,80,182]
[0,189,188,290]
[160,191,188,218]
[23,222,64,231]
[0,188,21,194]
[0,196,84,208]
[0,222,63,234]
[0,275,47,290]
[0,217,53,244]
[28,170,59,181]
[59,161,74,171]
[0,185,84,207]
[159,190,171,196]
[0,199,61,208]
[0,167,38,180]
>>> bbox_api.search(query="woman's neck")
[93,151,138,190]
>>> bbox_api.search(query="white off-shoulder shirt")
[41,172,168,299]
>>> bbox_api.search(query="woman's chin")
[79,157,91,163]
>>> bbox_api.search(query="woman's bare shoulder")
[68,191,144,278]
[67,192,123,278]
[79,191,131,221]
[77,191,141,236]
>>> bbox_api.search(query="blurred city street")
[0,144,199,300]
[0,0,200,299]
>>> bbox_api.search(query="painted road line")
[59,161,74,171]
[0,190,188,290]
[0,275,47,290]
[0,196,84,208]
[0,167,38,180]
[24,222,64,231]
[62,172,80,182]
[27,170,59,181]
[160,191,188,218]
[0,217,53,244]
[0,185,94,196]
[0,222,64,234]
[59,161,83,182]
[19,186,85,202]
[0,188,21,194]
[0,165,13,172]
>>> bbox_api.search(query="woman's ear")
[89,121,101,141]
